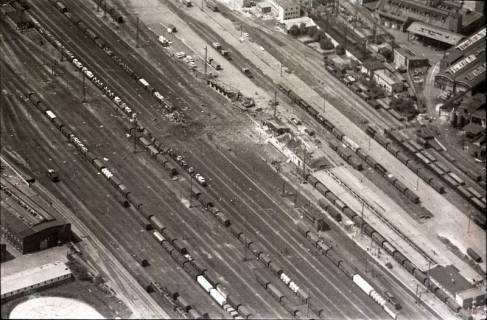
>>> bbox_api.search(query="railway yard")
[0,0,485,319]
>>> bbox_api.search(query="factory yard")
[0,0,485,319]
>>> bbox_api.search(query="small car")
[194,173,207,186]
[187,166,195,174]
[290,118,301,125]
[47,169,60,182]
[384,291,401,310]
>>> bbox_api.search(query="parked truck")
[212,42,222,50]
[207,58,222,70]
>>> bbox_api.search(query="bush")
[289,25,299,36]
[307,25,318,37]
[320,37,334,50]
[336,45,345,55]
[313,30,324,42]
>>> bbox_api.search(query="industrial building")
[406,21,463,48]
[373,68,404,95]
[375,0,483,35]
[268,0,300,22]
[0,182,71,254]
[428,265,486,309]
[393,47,429,70]
[435,27,486,96]
[1,261,73,301]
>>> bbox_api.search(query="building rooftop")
[460,93,486,114]
[1,261,72,298]
[407,21,464,46]
[456,287,486,300]
[394,47,415,58]
[362,59,385,71]
[442,27,486,66]
[456,62,486,89]
[271,0,299,8]
[374,68,401,84]
[0,180,68,239]
[429,265,475,296]
[282,17,316,31]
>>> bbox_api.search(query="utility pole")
[189,175,193,208]
[103,0,107,18]
[273,90,277,118]
[360,202,365,234]
[240,23,243,38]
[81,71,86,102]
[282,181,286,196]
[136,17,140,48]
[280,63,283,77]
[130,113,138,153]
[51,60,56,76]
[302,145,307,180]
[201,0,204,10]
[306,290,310,318]
[243,234,248,261]
[467,213,472,233]
[204,45,208,78]
[323,95,326,113]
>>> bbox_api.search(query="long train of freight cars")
[383,127,487,216]
[296,222,399,320]
[368,125,487,228]
[276,82,422,205]
[305,174,462,313]
[19,80,253,319]
[23,11,324,312]
[29,9,215,186]
[47,0,179,117]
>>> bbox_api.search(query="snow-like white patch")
[10,297,104,319]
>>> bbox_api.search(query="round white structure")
[10,296,104,319]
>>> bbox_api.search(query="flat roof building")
[373,69,404,95]
[1,261,73,301]
[268,0,300,22]
[406,21,464,47]
[429,265,475,300]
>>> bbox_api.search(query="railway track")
[2,2,443,318]
[323,169,437,265]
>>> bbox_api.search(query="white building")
[1,261,73,301]
[373,69,404,95]
[268,0,300,22]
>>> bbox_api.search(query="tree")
[320,36,334,50]
[312,29,324,42]
[299,22,307,35]
[336,44,345,55]
[307,25,318,37]
[289,25,300,36]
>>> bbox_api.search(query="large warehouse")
[0,182,71,254]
